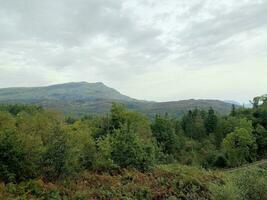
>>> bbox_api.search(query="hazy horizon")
[0,0,266,103]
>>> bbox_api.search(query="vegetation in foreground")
[0,164,266,200]
[0,95,267,199]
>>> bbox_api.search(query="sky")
[0,0,267,103]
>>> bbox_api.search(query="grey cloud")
[0,0,164,51]
[175,1,267,66]
[0,0,169,79]
[0,0,266,102]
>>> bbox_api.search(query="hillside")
[0,82,234,116]
[0,82,134,102]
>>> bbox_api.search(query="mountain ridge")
[0,82,235,117]
[0,82,136,102]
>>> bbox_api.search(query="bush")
[210,167,267,200]
[0,129,43,182]
[110,126,156,171]
[94,135,118,171]
[41,126,73,181]
[152,115,183,156]
[210,181,242,200]
[213,154,227,168]
[66,121,97,170]
[0,112,15,131]
[223,128,257,167]
[234,167,267,200]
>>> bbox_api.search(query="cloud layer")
[0,0,267,102]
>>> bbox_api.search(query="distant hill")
[224,100,241,106]
[0,82,134,102]
[0,82,234,117]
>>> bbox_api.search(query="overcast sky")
[0,0,266,103]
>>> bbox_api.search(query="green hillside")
[0,82,234,117]
[0,82,134,102]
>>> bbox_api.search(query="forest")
[0,95,267,199]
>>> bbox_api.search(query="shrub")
[210,181,242,200]
[41,126,73,181]
[213,154,227,168]
[0,129,43,182]
[210,167,267,200]
[223,128,257,167]
[151,115,183,156]
[233,167,267,200]
[94,135,118,171]
[66,121,97,171]
[110,126,156,171]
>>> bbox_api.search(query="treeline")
[0,96,267,183]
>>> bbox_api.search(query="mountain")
[0,82,134,102]
[0,82,234,117]
[224,100,241,106]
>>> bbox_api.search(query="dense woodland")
[0,95,267,199]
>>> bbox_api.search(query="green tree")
[223,128,257,167]
[110,126,156,171]
[0,112,15,131]
[110,103,153,139]
[94,134,118,171]
[0,104,42,116]
[230,104,236,117]
[110,103,127,130]
[0,129,44,182]
[151,115,183,156]
[181,110,195,138]
[181,109,206,140]
[66,120,97,170]
[205,108,218,134]
[41,126,73,181]
[253,107,267,129]
[250,96,261,109]
[254,124,267,156]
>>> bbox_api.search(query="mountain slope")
[0,82,134,102]
[0,82,234,117]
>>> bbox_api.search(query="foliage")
[0,104,42,116]
[41,125,73,181]
[205,108,218,134]
[210,180,242,200]
[0,129,43,182]
[210,167,267,200]
[0,94,267,199]
[233,167,267,200]
[151,115,184,156]
[0,164,221,200]
[94,135,118,171]
[223,128,257,167]
[110,126,156,171]
[254,124,267,156]
[66,120,97,170]
[181,109,208,140]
